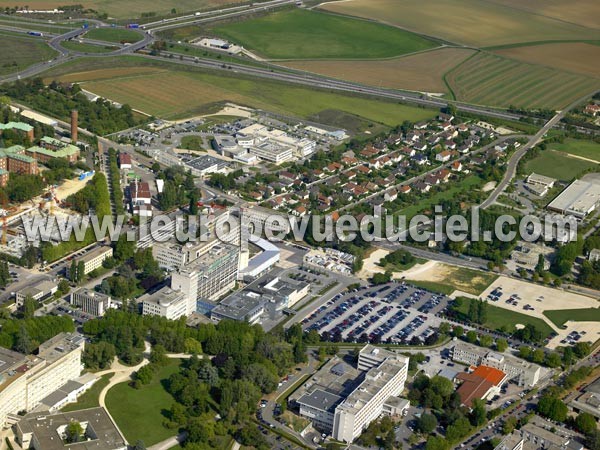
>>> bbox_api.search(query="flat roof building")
[548,179,600,219]
[141,285,189,320]
[70,289,113,317]
[15,279,57,306]
[16,407,127,450]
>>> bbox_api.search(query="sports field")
[210,9,437,59]
[0,0,235,19]
[85,27,141,43]
[548,139,600,163]
[494,43,600,78]
[320,0,600,47]
[282,47,475,94]
[445,52,600,109]
[523,150,597,181]
[0,34,57,75]
[49,59,436,124]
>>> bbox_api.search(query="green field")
[105,360,181,446]
[61,40,118,53]
[85,27,142,43]
[548,139,600,163]
[454,297,555,337]
[0,35,57,75]
[0,17,77,34]
[446,52,600,109]
[210,9,437,59]
[544,308,600,328]
[524,149,597,181]
[394,175,484,219]
[61,373,113,412]
[45,56,436,125]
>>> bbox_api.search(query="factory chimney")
[71,109,78,143]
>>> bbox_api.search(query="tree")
[133,440,146,450]
[22,295,38,319]
[65,421,83,443]
[14,324,33,354]
[57,279,70,296]
[426,435,449,450]
[503,416,517,435]
[576,412,597,435]
[470,399,487,427]
[114,234,135,262]
[77,261,85,283]
[70,259,78,282]
[452,325,464,337]
[135,364,155,385]
[496,338,508,352]
[537,395,568,422]
[480,335,493,348]
[416,413,438,434]
[466,330,478,344]
[150,344,169,366]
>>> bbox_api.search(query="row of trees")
[0,315,74,354]
[107,148,125,215]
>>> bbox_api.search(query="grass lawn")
[62,373,113,412]
[105,359,182,446]
[61,41,118,53]
[454,297,555,338]
[0,35,57,75]
[394,175,484,219]
[210,9,437,60]
[45,56,437,125]
[85,28,142,43]
[544,308,600,328]
[548,138,600,163]
[524,149,597,181]
[179,135,205,151]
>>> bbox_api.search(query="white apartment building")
[450,341,542,387]
[67,247,113,278]
[70,289,112,317]
[0,333,85,428]
[333,348,409,442]
[141,286,189,320]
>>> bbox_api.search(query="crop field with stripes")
[445,52,600,109]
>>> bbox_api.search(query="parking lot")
[301,282,451,345]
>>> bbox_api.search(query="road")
[480,93,598,209]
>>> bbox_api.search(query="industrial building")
[292,345,409,443]
[15,407,127,450]
[547,179,600,219]
[525,173,555,197]
[185,155,229,177]
[238,237,280,279]
[450,341,542,387]
[26,137,80,163]
[0,333,85,428]
[210,269,309,324]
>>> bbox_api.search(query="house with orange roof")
[455,365,506,408]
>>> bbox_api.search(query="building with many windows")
[70,289,113,317]
[450,341,542,387]
[0,333,85,428]
[293,345,409,443]
[67,246,113,278]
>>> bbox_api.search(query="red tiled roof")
[472,365,506,386]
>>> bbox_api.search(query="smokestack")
[71,109,78,143]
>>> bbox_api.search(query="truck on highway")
[126,23,140,28]
[27,31,43,36]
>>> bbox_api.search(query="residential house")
[384,189,398,202]
[436,150,453,162]
[414,181,430,193]
[399,185,411,194]
[452,161,463,172]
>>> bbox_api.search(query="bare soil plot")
[320,0,600,47]
[494,43,600,78]
[281,47,475,94]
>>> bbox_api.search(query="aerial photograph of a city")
[0,0,598,449]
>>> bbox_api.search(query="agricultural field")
[523,150,597,181]
[281,47,475,94]
[445,52,600,109]
[209,9,437,59]
[491,0,600,30]
[320,0,600,47]
[47,57,436,125]
[494,43,600,77]
[548,138,600,163]
[0,34,57,75]
[0,17,77,34]
[84,27,142,43]
[0,0,236,19]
